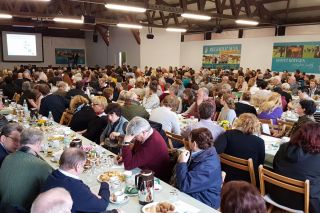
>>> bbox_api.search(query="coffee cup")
[114,191,125,202]
[70,138,82,148]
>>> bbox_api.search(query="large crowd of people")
[0,64,319,212]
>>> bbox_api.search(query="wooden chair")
[165,131,187,151]
[259,118,279,135]
[259,165,310,213]
[12,93,20,103]
[277,119,294,136]
[59,110,73,126]
[219,153,256,186]
[213,112,220,121]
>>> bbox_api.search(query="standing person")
[176,128,222,209]
[0,123,23,166]
[0,128,52,210]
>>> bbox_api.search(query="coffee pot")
[135,170,154,205]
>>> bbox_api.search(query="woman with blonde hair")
[215,113,265,183]
[83,96,109,144]
[257,92,283,124]
[218,94,237,124]
[68,95,96,132]
[235,76,248,92]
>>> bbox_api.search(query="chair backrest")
[259,118,278,134]
[13,93,21,103]
[220,153,256,186]
[165,131,186,150]
[259,165,310,213]
[59,110,73,126]
[277,119,294,134]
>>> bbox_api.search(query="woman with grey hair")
[120,116,171,181]
[0,128,52,210]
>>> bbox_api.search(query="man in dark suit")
[65,81,90,102]
[235,92,257,117]
[42,148,116,213]
[38,84,68,122]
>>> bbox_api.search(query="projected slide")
[7,34,37,56]
[2,31,43,62]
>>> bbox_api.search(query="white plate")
[109,195,129,204]
[142,202,176,213]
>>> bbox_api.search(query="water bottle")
[48,111,54,125]
[23,100,28,112]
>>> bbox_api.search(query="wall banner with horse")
[272,42,320,73]
[202,44,241,69]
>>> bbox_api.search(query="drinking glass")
[169,189,179,202]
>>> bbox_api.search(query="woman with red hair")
[272,122,320,213]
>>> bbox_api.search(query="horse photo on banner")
[202,44,241,69]
[272,42,320,73]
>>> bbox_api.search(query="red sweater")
[122,129,170,181]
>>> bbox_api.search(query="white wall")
[140,27,181,69]
[85,27,140,67]
[180,26,320,72]
[0,36,85,69]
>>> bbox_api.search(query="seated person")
[120,117,170,182]
[142,80,160,111]
[184,87,215,120]
[0,123,23,166]
[65,81,90,102]
[182,101,224,142]
[257,92,283,124]
[0,128,52,210]
[176,128,222,209]
[289,99,316,136]
[272,122,320,213]
[215,113,265,183]
[221,181,266,213]
[100,103,128,152]
[83,96,108,144]
[121,91,149,121]
[235,92,257,116]
[42,148,113,213]
[31,188,73,213]
[39,84,68,122]
[149,95,181,135]
[217,93,237,124]
[68,95,97,132]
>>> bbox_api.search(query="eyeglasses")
[6,135,20,143]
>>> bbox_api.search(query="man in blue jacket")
[42,148,115,213]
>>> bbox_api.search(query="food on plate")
[98,171,125,182]
[47,135,64,141]
[144,202,175,213]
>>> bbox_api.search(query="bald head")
[59,148,86,171]
[31,188,72,213]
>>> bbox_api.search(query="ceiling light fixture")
[53,17,84,24]
[181,13,211,20]
[0,14,12,19]
[117,23,143,29]
[235,19,259,25]
[166,27,187,32]
[105,3,146,13]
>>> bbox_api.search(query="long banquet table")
[33,122,219,213]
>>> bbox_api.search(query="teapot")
[135,170,154,205]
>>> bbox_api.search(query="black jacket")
[272,143,320,213]
[235,102,257,117]
[83,116,108,144]
[39,94,68,122]
[69,106,97,132]
[65,89,90,102]
[215,129,265,183]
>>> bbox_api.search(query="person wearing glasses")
[0,123,23,166]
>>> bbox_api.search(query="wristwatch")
[122,141,131,146]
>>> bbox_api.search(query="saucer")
[109,195,129,204]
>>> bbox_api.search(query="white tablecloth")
[38,123,219,213]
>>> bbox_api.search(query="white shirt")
[149,106,181,135]
[142,94,160,110]
[58,169,80,180]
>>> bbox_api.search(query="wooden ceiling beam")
[272,6,320,15]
